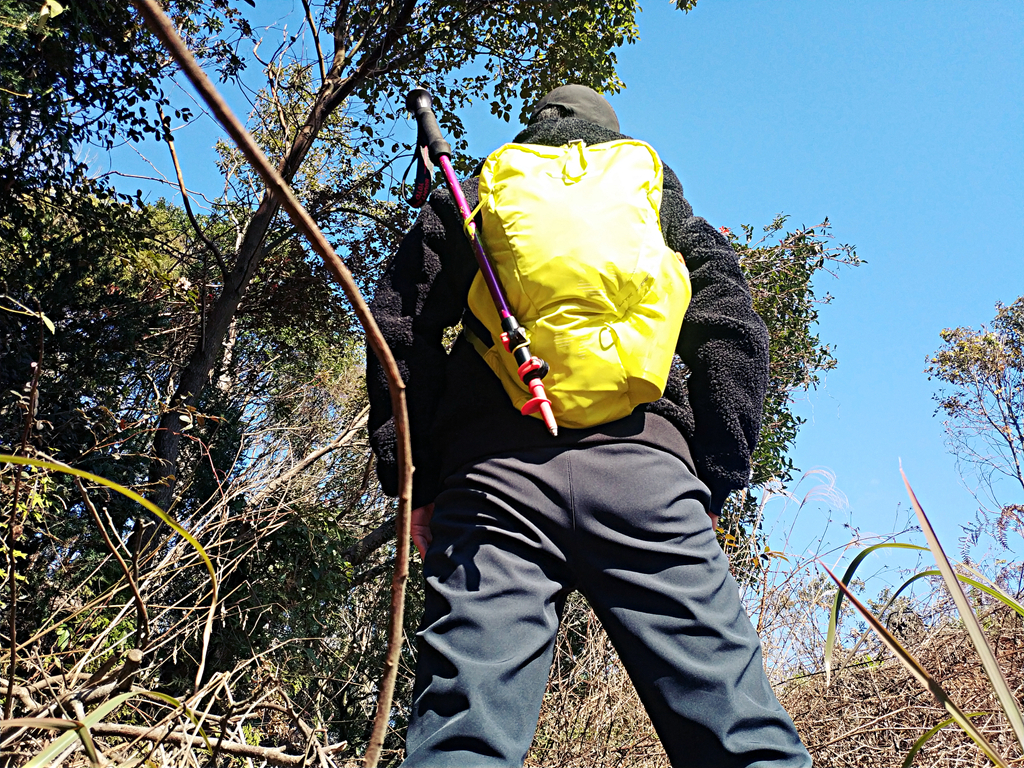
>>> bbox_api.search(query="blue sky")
[609,1,1024,554]
[109,1,1023,561]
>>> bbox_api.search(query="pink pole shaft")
[437,156,512,319]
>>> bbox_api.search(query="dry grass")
[781,605,1024,768]
[522,520,1024,768]
[4,443,1022,768]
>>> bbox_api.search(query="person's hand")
[708,512,719,531]
[411,503,434,561]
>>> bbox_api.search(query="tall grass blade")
[1,717,102,766]
[824,541,928,682]
[890,570,1024,620]
[840,566,1024,678]
[0,716,98,763]
[902,713,986,768]
[0,455,219,688]
[959,562,1024,618]
[901,469,1024,753]
[822,563,1010,768]
[20,690,211,767]
[23,692,138,768]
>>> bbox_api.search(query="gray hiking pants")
[403,443,811,767]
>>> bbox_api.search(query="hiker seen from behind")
[366,83,813,768]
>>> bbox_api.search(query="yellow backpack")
[466,139,692,430]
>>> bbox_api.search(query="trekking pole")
[405,88,558,436]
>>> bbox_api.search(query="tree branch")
[341,516,396,568]
[300,0,326,84]
[86,722,309,766]
[158,105,228,280]
[131,7,413,767]
[249,404,369,508]
[77,480,150,651]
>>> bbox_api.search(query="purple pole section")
[437,155,512,320]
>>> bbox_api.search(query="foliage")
[926,297,1024,561]
[719,216,862,579]
[0,0,245,228]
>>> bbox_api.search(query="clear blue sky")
[636,2,1023,555]
[110,1,1024,560]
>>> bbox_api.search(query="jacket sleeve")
[366,182,478,507]
[660,167,770,515]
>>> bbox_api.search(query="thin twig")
[159,105,228,279]
[250,404,368,508]
[76,479,151,650]
[300,0,327,85]
[158,103,226,357]
[4,302,44,723]
[131,4,413,764]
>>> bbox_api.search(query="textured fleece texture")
[366,117,770,516]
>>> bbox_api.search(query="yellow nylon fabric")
[468,139,692,429]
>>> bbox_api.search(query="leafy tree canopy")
[927,296,1024,557]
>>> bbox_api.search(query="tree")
[927,297,1024,563]
[140,0,655,523]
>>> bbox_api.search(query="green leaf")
[902,713,986,768]
[41,0,64,17]
[34,0,64,31]
[21,691,211,768]
[959,562,1024,618]
[838,565,1024,680]
[24,693,136,768]
[40,313,55,334]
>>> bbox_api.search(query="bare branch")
[76,480,150,650]
[158,105,229,280]
[300,0,327,84]
[86,722,308,766]
[249,405,369,509]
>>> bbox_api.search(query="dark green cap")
[529,84,619,133]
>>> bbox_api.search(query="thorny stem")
[4,302,44,723]
[131,1,413,763]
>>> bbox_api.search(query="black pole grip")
[406,88,452,163]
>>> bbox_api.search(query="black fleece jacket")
[366,117,770,517]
